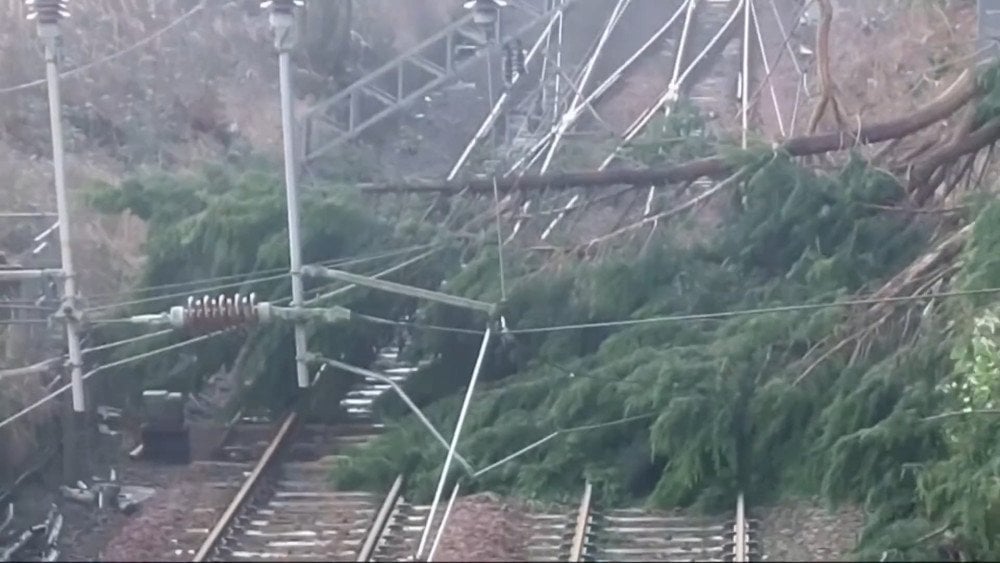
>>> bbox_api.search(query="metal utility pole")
[28,1,86,413]
[741,0,752,149]
[26,0,88,483]
[264,0,310,389]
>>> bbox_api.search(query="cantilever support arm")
[301,264,496,315]
[0,269,63,281]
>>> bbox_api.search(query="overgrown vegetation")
[330,119,1000,561]
[83,151,458,417]
[78,49,1000,562]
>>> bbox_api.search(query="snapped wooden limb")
[806,0,849,135]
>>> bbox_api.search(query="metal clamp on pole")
[464,0,507,42]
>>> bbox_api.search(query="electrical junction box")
[140,390,190,464]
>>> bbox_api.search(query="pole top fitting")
[261,0,302,16]
[464,0,507,31]
[262,0,302,50]
[26,0,70,26]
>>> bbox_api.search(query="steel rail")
[191,411,299,562]
[569,482,593,562]
[356,474,405,562]
[734,492,749,562]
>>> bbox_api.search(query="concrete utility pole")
[27,0,88,482]
[264,0,311,389]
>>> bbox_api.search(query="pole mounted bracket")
[51,301,83,324]
[262,0,303,51]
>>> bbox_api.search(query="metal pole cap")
[25,0,70,24]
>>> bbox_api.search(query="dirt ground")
[100,462,249,562]
[1,457,202,562]
[752,0,975,142]
[756,497,867,561]
[430,492,539,562]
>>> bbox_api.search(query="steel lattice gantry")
[299,0,552,166]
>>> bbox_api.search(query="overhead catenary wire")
[0,328,183,381]
[749,0,786,138]
[80,328,174,356]
[0,246,440,425]
[0,328,230,433]
[12,275,983,384]
[507,285,1000,335]
[84,243,439,314]
[84,243,435,303]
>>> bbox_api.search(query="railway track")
[355,485,583,561]
[569,483,758,562]
[355,479,756,561]
[187,346,417,562]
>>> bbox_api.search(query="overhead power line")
[0,0,207,95]
[0,247,440,430]
[84,244,439,314]
[507,286,1000,334]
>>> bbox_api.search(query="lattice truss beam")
[300,0,557,163]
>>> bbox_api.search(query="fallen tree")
[358,68,984,195]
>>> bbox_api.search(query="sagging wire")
[506,286,1000,335]
[0,328,230,433]
[0,245,440,423]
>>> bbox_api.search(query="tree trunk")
[358,71,979,195]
